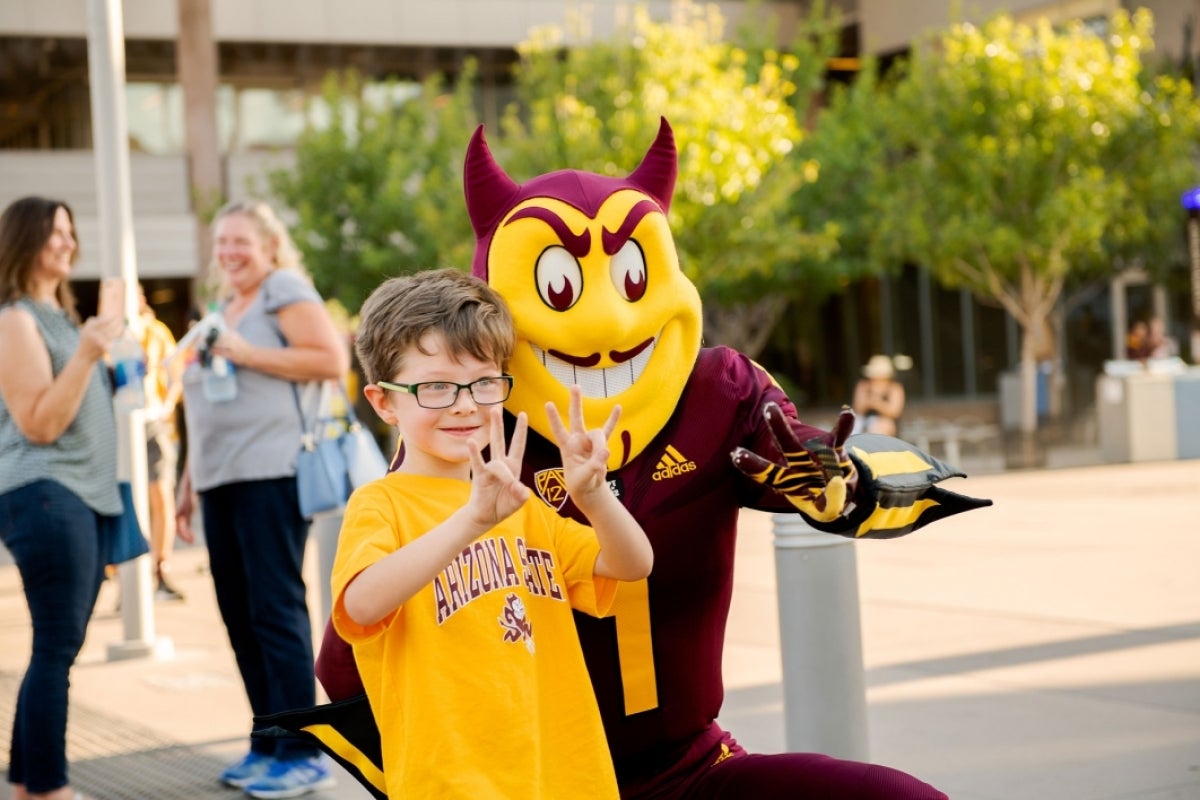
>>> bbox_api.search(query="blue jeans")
[0,480,107,793]
[200,477,318,760]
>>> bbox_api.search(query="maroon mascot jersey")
[523,346,804,774]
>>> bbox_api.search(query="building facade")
[1,0,1195,413]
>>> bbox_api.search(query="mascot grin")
[466,121,701,469]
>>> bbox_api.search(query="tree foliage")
[267,2,848,356]
[496,0,841,355]
[864,9,1199,431]
[789,61,890,288]
[267,67,480,312]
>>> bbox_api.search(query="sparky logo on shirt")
[498,592,535,654]
[652,445,696,481]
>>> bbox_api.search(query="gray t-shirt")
[0,298,122,515]
[182,269,323,492]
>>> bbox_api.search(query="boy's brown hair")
[355,268,515,385]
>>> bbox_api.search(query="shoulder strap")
[262,278,355,439]
[296,380,362,443]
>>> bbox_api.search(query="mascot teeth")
[532,342,655,398]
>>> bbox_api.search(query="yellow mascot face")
[465,120,702,469]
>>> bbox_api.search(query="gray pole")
[86,0,172,661]
[311,510,344,626]
[772,513,869,760]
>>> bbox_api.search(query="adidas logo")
[653,445,697,481]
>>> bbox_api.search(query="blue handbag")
[296,428,351,519]
[102,481,150,565]
[294,381,387,519]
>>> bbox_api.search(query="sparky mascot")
[258,119,990,799]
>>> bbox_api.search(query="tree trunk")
[1011,316,1046,469]
[177,0,223,304]
[1019,323,1038,434]
[702,296,789,358]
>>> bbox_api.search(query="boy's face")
[364,332,504,480]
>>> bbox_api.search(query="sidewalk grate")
[0,671,346,800]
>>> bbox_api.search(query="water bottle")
[112,323,147,411]
[202,308,238,403]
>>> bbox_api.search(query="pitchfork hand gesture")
[464,406,531,529]
[546,385,620,514]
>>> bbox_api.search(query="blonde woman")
[175,201,348,796]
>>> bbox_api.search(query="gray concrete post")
[772,513,869,760]
[87,0,170,661]
[310,509,344,626]
[109,411,173,661]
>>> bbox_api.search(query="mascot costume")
[257,119,990,799]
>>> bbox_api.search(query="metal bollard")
[772,513,869,760]
[108,408,173,661]
[310,509,344,626]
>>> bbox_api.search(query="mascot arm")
[823,431,992,538]
[733,405,992,537]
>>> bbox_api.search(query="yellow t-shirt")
[332,472,620,800]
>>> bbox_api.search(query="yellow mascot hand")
[731,403,858,523]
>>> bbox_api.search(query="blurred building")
[0,0,1194,411]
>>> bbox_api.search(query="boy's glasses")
[377,375,514,409]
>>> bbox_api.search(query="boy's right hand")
[464,407,531,529]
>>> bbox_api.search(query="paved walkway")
[1,459,1197,799]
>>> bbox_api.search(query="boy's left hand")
[546,385,619,503]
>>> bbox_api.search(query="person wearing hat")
[853,354,906,436]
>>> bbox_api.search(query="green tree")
[789,59,891,296]
[267,67,480,312]
[495,0,840,356]
[871,9,1199,436]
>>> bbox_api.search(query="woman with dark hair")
[0,196,125,800]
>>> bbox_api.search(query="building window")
[127,83,185,154]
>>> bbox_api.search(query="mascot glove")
[731,404,858,523]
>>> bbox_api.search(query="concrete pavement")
[1,458,1197,799]
[720,459,1200,799]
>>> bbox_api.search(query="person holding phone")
[0,196,125,800]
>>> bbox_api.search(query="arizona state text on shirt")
[433,536,563,624]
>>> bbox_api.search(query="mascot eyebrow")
[504,207,591,258]
[601,200,659,256]
[503,199,660,258]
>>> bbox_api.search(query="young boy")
[333,268,653,799]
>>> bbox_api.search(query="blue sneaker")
[220,751,276,788]
[242,755,336,799]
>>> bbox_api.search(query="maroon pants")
[316,617,363,701]
[619,724,948,800]
[317,620,947,800]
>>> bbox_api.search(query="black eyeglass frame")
[376,375,514,409]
